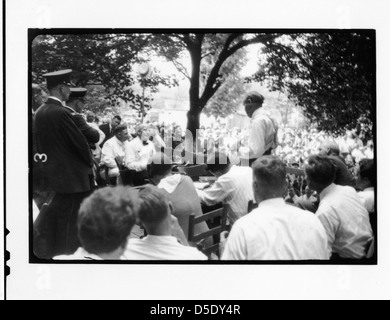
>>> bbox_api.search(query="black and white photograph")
[3,0,390,301]
[29,30,376,263]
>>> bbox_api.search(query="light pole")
[138,62,151,122]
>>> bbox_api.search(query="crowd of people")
[32,70,376,262]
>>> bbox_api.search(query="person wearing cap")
[318,139,356,188]
[124,123,156,186]
[33,69,95,259]
[99,115,122,148]
[241,91,279,166]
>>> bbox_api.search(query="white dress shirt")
[125,137,156,172]
[222,198,329,260]
[54,247,103,260]
[101,136,129,177]
[317,183,373,259]
[197,165,254,225]
[358,187,375,214]
[122,235,208,260]
[246,108,277,159]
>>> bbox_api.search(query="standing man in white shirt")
[125,124,156,186]
[100,124,130,184]
[304,155,373,260]
[197,152,254,226]
[241,91,278,166]
[221,156,329,261]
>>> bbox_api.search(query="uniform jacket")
[33,98,93,193]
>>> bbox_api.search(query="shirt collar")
[47,96,65,105]
[252,108,264,119]
[158,174,182,194]
[257,198,285,208]
[75,248,103,260]
[114,136,124,146]
[363,187,374,192]
[319,183,337,201]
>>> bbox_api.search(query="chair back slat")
[188,206,228,258]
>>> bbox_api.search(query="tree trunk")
[187,107,201,138]
[186,38,203,140]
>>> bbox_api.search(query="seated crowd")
[54,131,375,260]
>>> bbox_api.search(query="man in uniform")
[33,69,94,259]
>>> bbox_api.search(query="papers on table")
[194,182,210,190]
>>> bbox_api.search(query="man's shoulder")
[128,137,140,146]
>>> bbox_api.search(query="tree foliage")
[201,46,250,118]
[31,33,178,111]
[246,32,375,138]
[31,32,375,139]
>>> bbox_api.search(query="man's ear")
[253,180,258,194]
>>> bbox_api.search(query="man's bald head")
[318,140,340,156]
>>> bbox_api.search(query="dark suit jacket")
[33,98,93,194]
[64,106,100,144]
[99,123,113,148]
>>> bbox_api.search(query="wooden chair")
[188,205,228,258]
[365,237,375,260]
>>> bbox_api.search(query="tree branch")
[172,60,190,80]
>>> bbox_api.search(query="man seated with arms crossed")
[304,155,373,260]
[221,156,329,260]
[100,124,130,185]
[123,185,208,260]
[55,186,137,260]
[197,152,254,226]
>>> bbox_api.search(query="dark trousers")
[248,148,273,167]
[33,191,91,259]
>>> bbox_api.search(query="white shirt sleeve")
[248,117,267,159]
[101,140,117,169]
[316,206,339,257]
[197,176,233,206]
[221,223,247,260]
